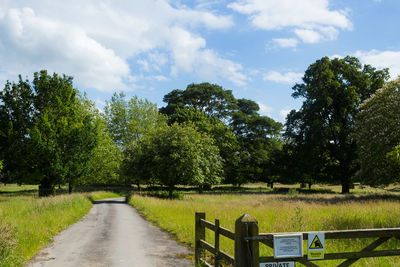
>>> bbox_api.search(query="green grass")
[128,193,400,266]
[0,190,122,267]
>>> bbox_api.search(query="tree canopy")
[284,56,389,193]
[160,82,237,122]
[0,71,113,196]
[124,123,223,197]
[355,78,400,186]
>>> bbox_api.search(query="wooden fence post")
[215,219,220,267]
[195,212,206,266]
[234,213,259,267]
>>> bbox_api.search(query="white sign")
[273,234,303,258]
[307,233,325,260]
[260,261,295,267]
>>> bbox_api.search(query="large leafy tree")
[169,107,240,185]
[124,123,223,197]
[230,99,283,186]
[354,78,400,186]
[160,82,237,122]
[104,93,166,148]
[79,117,122,186]
[0,71,103,196]
[285,56,389,193]
[0,76,34,184]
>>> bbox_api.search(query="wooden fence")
[195,212,400,267]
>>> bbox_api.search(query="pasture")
[128,185,400,266]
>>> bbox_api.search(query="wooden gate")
[195,212,400,266]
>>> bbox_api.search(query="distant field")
[0,186,121,267]
[129,190,400,266]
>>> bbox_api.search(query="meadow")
[128,186,400,266]
[0,184,121,267]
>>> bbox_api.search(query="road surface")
[27,197,193,267]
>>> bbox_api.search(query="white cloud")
[280,109,291,120]
[264,71,303,84]
[257,102,273,116]
[169,27,247,86]
[0,7,130,92]
[294,29,322,43]
[0,1,244,92]
[270,38,298,48]
[229,0,352,44]
[354,50,400,80]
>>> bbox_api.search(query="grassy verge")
[0,191,121,267]
[128,193,400,266]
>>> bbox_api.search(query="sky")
[0,0,399,122]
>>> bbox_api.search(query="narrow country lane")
[27,198,192,267]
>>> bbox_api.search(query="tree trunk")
[269,182,274,189]
[68,182,73,194]
[340,160,351,194]
[168,185,174,199]
[39,177,55,197]
[341,182,350,194]
[300,182,306,188]
[308,183,312,189]
[136,183,141,191]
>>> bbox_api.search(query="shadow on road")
[93,198,126,205]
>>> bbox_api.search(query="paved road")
[27,198,193,267]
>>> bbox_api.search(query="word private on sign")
[260,262,295,267]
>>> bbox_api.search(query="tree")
[104,93,166,148]
[230,99,283,186]
[0,76,34,184]
[160,82,237,122]
[169,107,240,185]
[79,117,122,186]
[0,71,103,196]
[354,78,400,186]
[124,123,223,197]
[285,56,389,193]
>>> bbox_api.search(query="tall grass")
[128,193,400,266]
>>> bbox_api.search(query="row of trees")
[0,71,122,196]
[102,83,282,196]
[1,55,399,196]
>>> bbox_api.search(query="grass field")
[128,189,400,266]
[0,185,121,267]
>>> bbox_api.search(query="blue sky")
[0,0,399,122]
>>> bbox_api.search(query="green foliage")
[161,83,283,187]
[160,82,237,121]
[124,123,223,196]
[355,79,400,186]
[284,56,389,193]
[104,93,166,147]
[230,98,283,185]
[387,145,400,163]
[78,117,123,186]
[169,107,240,184]
[0,71,117,195]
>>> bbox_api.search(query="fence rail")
[195,212,400,267]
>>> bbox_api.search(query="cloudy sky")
[0,0,399,122]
